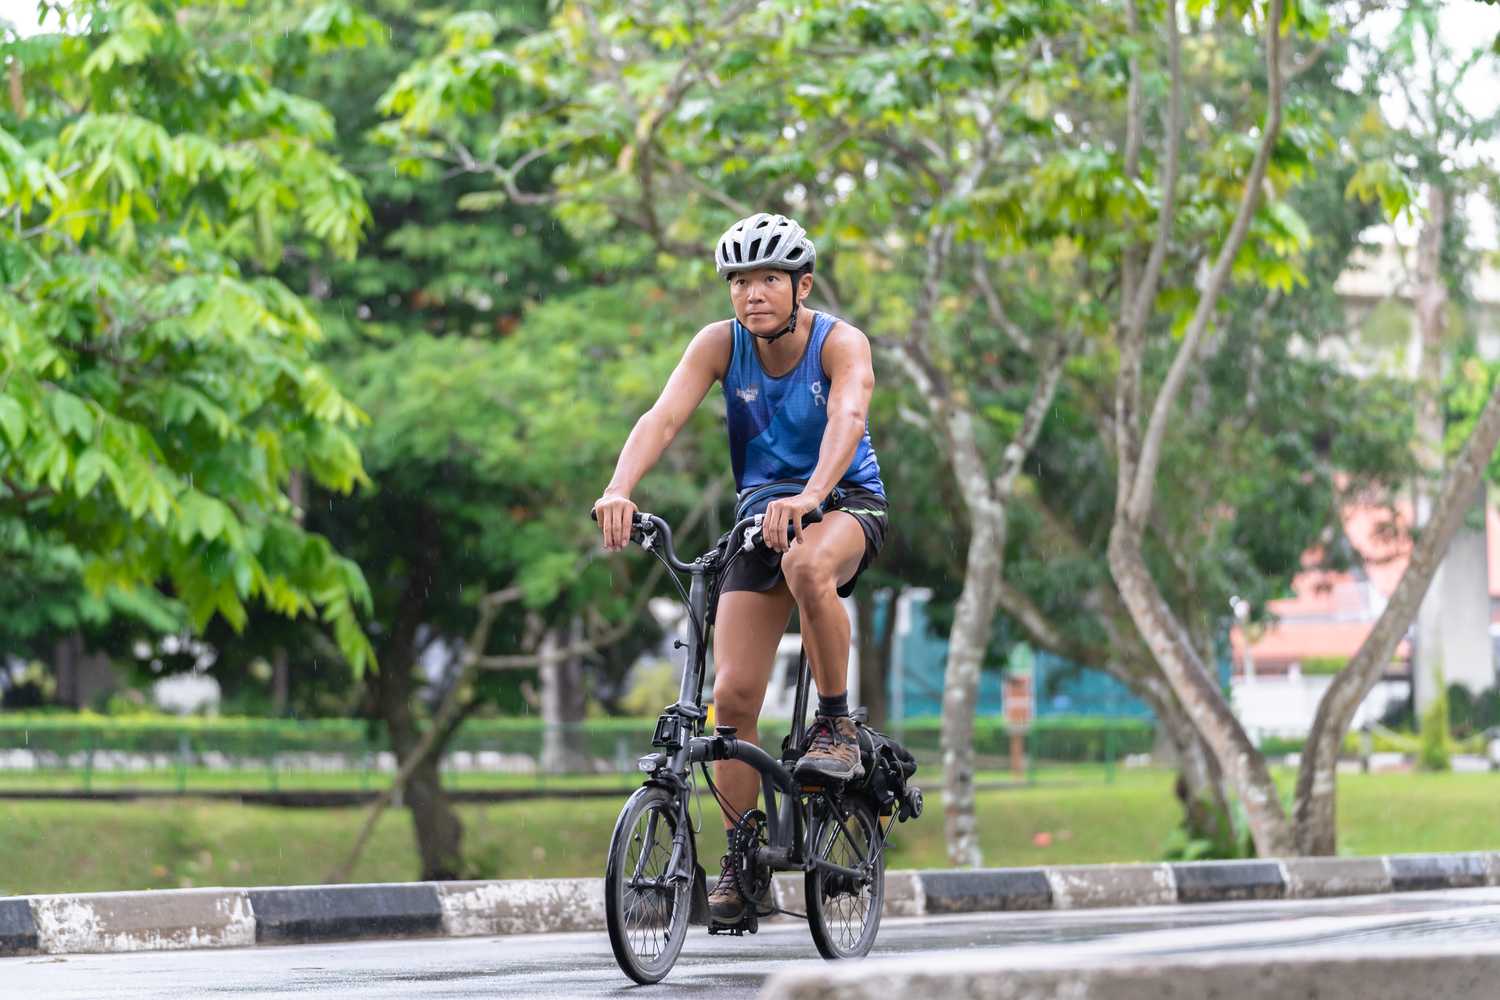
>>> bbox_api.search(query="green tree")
[1295,2,1500,854]
[1,1,376,684]
[248,0,737,880]
[1099,0,1500,856]
[382,0,1107,867]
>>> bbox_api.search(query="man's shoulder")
[824,317,869,345]
[684,320,735,380]
[819,317,873,369]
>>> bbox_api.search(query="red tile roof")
[1229,495,1458,677]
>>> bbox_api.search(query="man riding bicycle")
[593,212,889,926]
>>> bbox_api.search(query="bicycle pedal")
[707,913,758,936]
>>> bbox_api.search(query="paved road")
[8,887,1500,999]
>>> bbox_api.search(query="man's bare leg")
[781,512,866,697]
[711,585,796,828]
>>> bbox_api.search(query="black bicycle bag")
[854,723,921,822]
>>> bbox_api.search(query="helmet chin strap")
[748,298,801,344]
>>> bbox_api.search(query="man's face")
[728,268,812,336]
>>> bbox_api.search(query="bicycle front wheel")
[605,785,694,984]
[805,796,884,959]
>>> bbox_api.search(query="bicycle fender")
[639,778,709,924]
[689,860,710,925]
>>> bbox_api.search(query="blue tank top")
[721,311,885,498]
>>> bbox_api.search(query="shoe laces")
[805,715,842,754]
[713,853,739,891]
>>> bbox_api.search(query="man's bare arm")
[595,322,730,550]
[804,323,875,501]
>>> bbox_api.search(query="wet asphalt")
[7,887,1500,999]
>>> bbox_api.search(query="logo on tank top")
[810,380,826,407]
[735,386,759,404]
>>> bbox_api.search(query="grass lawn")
[2,768,1497,896]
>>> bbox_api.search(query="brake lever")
[741,516,765,553]
[741,508,823,552]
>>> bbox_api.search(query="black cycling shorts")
[719,487,889,599]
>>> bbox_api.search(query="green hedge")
[0,712,1154,764]
[1258,729,1490,758]
[893,716,1155,762]
[0,713,647,758]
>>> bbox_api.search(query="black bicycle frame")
[632,510,843,878]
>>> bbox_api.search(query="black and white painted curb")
[4,852,1498,957]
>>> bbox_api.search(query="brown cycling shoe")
[708,855,747,923]
[794,714,865,784]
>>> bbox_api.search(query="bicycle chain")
[728,809,775,916]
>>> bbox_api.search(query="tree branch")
[993,334,1070,500]
[1124,0,1182,342]
[995,578,1099,667]
[1120,0,1145,313]
[1124,0,1285,529]
[971,250,1035,356]
[1295,361,1500,851]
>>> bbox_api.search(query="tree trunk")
[272,647,290,717]
[373,653,464,880]
[367,513,465,881]
[53,632,82,708]
[1145,676,1230,846]
[1108,529,1295,856]
[855,586,895,729]
[1412,184,1450,714]
[941,519,1003,868]
[1294,365,1500,855]
[1096,601,1230,846]
[540,621,589,774]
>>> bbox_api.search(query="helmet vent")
[714,212,816,278]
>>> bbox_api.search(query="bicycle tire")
[605,785,694,984]
[804,796,884,960]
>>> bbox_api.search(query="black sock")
[817,691,849,718]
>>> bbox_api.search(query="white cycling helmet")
[714,212,816,278]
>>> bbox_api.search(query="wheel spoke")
[808,802,881,957]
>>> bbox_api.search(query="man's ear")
[797,272,814,302]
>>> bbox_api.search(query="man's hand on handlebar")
[592,492,638,552]
[762,491,823,553]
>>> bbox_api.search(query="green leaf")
[0,396,26,448]
[72,449,117,498]
[48,391,94,442]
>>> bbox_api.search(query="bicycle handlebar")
[590,504,823,573]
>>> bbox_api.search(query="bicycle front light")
[637,752,668,773]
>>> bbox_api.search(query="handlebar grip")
[590,507,646,526]
[782,506,823,543]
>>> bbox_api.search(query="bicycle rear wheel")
[805,796,884,959]
[605,785,694,984]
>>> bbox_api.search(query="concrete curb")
[248,884,443,944]
[5,851,1499,957]
[759,943,1500,1000]
[0,898,38,955]
[30,888,254,954]
[1170,859,1286,903]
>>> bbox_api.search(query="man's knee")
[713,669,764,727]
[781,545,837,601]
